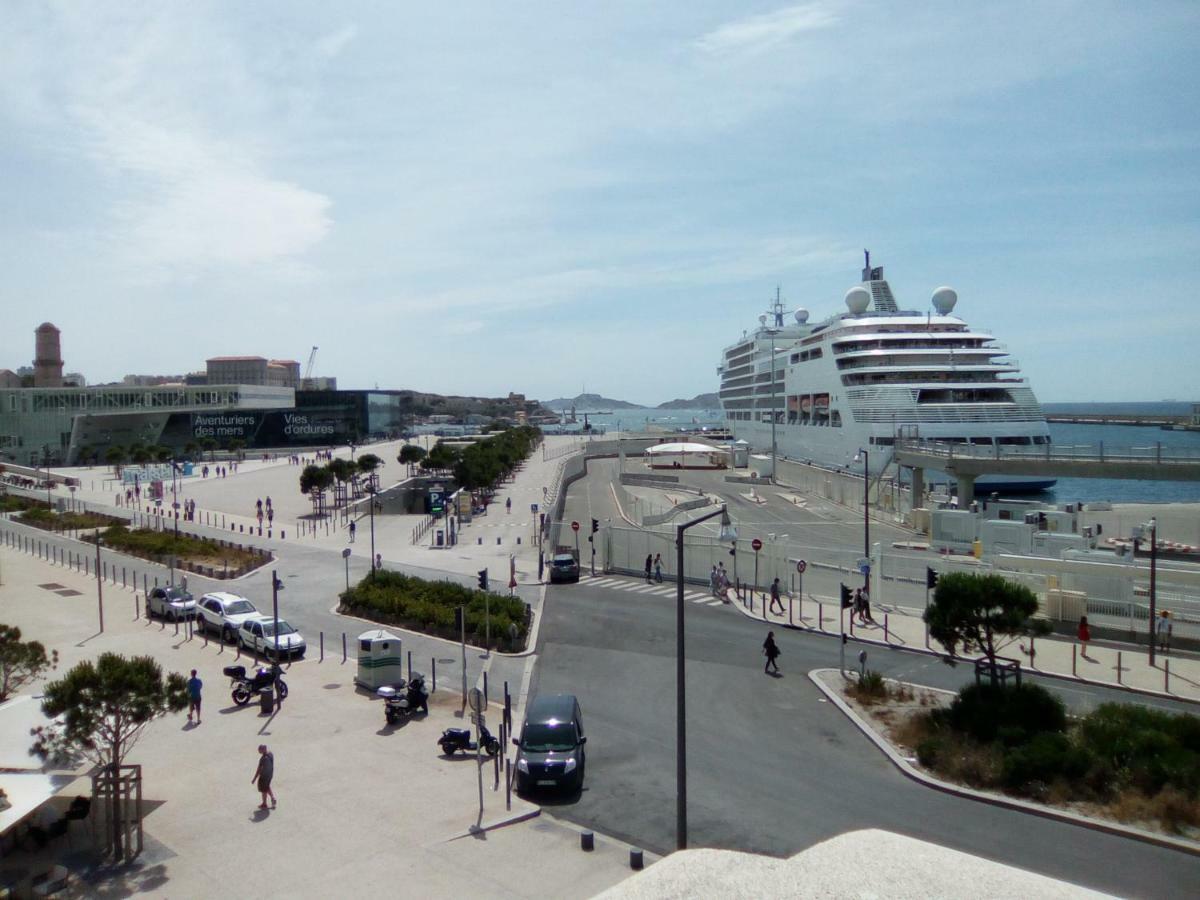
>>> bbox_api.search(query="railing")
[896,439,1200,464]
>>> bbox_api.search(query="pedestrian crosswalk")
[582,576,728,607]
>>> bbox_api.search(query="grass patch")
[892,685,1200,835]
[339,569,529,653]
[94,524,265,575]
[0,495,49,513]
[16,507,122,531]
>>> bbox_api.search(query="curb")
[726,593,1200,706]
[808,668,1200,857]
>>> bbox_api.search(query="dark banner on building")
[158,404,364,449]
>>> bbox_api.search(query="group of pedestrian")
[852,587,874,625]
[182,498,197,521]
[643,553,664,583]
[709,563,730,600]
[200,464,233,478]
[256,497,274,526]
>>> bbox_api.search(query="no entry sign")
[751,538,762,552]
[571,521,580,532]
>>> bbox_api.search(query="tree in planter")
[198,436,218,461]
[151,445,173,463]
[128,444,153,466]
[357,454,383,493]
[0,624,58,702]
[32,653,187,857]
[299,463,334,516]
[327,457,355,505]
[105,445,127,475]
[398,444,426,475]
[923,572,1050,681]
[420,442,460,473]
[182,441,200,461]
[227,438,246,461]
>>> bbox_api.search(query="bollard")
[1029,635,1036,667]
[1165,658,1170,693]
[135,594,140,620]
[496,537,501,545]
[630,849,644,870]
[789,596,793,627]
[342,632,347,663]
[204,629,208,648]
[174,617,179,636]
[122,566,126,587]
[818,601,824,631]
[484,671,489,706]
[581,832,595,852]
[478,537,482,545]
[1072,644,1077,675]
[884,613,889,643]
[320,632,324,662]
[432,658,436,693]
[1117,651,1122,685]
[408,650,412,682]
[924,618,930,650]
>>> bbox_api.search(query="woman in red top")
[1077,616,1091,658]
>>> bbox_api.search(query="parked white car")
[237,617,307,660]
[147,585,196,621]
[196,592,260,643]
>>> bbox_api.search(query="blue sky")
[1,1,1197,405]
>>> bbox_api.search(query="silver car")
[237,616,307,660]
[147,585,196,621]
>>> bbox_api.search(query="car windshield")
[166,589,191,601]
[552,557,575,566]
[520,722,577,753]
[263,622,296,636]
[225,600,256,616]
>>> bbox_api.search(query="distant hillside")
[541,393,642,410]
[657,393,719,410]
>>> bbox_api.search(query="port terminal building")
[0,386,421,466]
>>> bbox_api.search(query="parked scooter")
[438,723,501,757]
[378,674,429,724]
[225,664,288,706]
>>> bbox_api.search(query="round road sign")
[796,559,807,574]
[751,538,763,552]
[571,521,580,532]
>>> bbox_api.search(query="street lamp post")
[368,485,377,579]
[1149,518,1158,665]
[170,459,180,540]
[854,448,870,593]
[674,504,737,850]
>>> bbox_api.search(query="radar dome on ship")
[794,308,809,324]
[931,286,958,314]
[844,287,870,315]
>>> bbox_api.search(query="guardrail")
[896,439,1200,463]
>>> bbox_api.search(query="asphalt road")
[530,577,1200,897]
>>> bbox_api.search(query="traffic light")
[591,518,599,534]
[840,583,852,609]
[477,569,489,591]
[926,567,939,590]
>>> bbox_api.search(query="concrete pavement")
[0,544,644,898]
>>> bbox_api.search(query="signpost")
[571,520,580,558]
[796,558,806,598]
[751,538,762,592]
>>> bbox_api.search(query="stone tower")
[34,322,64,388]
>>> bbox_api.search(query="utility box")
[730,441,750,468]
[354,629,404,690]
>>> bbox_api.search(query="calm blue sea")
[576,402,1200,504]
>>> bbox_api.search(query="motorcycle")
[438,722,501,757]
[377,674,429,724]
[224,664,289,706]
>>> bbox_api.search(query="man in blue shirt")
[187,669,203,724]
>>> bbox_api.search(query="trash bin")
[436,529,444,547]
[260,685,274,714]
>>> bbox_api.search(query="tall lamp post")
[368,484,377,579]
[1136,519,1158,664]
[854,448,870,592]
[675,504,737,850]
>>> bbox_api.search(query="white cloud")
[694,3,839,55]
[316,24,358,59]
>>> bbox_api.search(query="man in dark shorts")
[253,744,276,809]
[186,669,203,724]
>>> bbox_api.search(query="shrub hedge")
[97,524,264,571]
[340,569,529,652]
[933,682,1066,746]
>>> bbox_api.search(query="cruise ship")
[717,253,1055,494]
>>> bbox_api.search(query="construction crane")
[303,346,318,382]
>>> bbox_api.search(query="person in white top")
[1156,610,1172,655]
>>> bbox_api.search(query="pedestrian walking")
[654,553,663,583]
[348,520,356,543]
[252,744,276,809]
[1156,610,1172,655]
[644,554,653,583]
[186,669,203,724]
[763,631,781,674]
[710,565,719,597]
[1077,615,1091,658]
[769,577,784,615]
[506,497,512,514]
